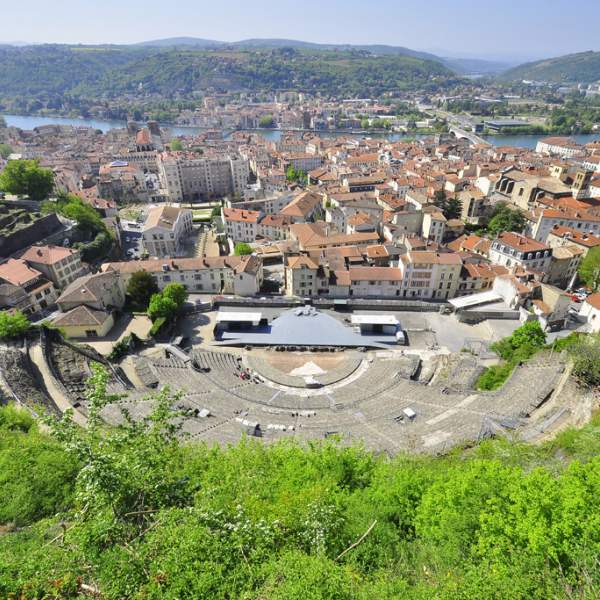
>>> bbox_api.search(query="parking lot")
[120,221,144,259]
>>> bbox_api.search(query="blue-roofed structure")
[214,306,402,349]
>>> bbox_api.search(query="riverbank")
[3,113,600,149]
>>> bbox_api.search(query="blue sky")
[4,0,599,62]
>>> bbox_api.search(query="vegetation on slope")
[0,365,598,599]
[501,50,600,83]
[0,45,457,104]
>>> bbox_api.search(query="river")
[3,114,600,149]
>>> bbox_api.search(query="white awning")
[449,291,502,309]
[351,314,399,326]
[216,311,263,324]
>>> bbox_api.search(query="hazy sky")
[4,0,599,62]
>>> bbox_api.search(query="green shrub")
[476,362,515,390]
[149,316,167,337]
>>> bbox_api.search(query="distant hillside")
[135,36,441,61]
[501,50,600,83]
[135,37,223,48]
[0,44,457,100]
[134,37,508,75]
[445,57,511,75]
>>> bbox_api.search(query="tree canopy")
[0,143,12,159]
[147,283,188,321]
[234,242,253,256]
[286,165,307,183]
[578,246,600,292]
[0,310,31,340]
[170,139,183,151]
[126,270,159,310]
[486,203,526,237]
[258,114,276,128]
[0,159,54,200]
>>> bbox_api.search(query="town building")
[158,152,250,202]
[103,255,263,297]
[489,232,553,275]
[398,250,463,299]
[56,271,126,313]
[20,245,85,289]
[222,208,261,243]
[0,258,58,315]
[142,205,193,257]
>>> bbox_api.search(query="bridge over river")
[448,125,492,147]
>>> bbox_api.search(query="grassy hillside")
[0,45,456,100]
[0,364,598,599]
[501,50,600,83]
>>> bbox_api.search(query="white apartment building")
[158,152,250,202]
[489,232,553,274]
[529,207,600,242]
[421,211,447,244]
[103,255,263,297]
[142,205,193,258]
[535,137,582,157]
[222,207,261,243]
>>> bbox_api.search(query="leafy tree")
[507,320,547,354]
[435,191,463,220]
[0,143,12,159]
[487,203,526,237]
[442,197,463,220]
[78,231,112,262]
[147,284,187,321]
[170,138,183,151]
[286,165,307,183]
[162,282,188,308]
[567,333,600,388]
[258,114,276,128]
[234,242,253,256]
[43,192,107,240]
[0,310,31,340]
[126,270,159,310]
[0,159,54,200]
[578,246,600,292]
[147,292,178,321]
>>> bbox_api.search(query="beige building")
[546,245,583,288]
[103,255,263,297]
[399,251,463,299]
[535,137,582,157]
[0,258,58,315]
[284,255,323,296]
[546,225,600,257]
[53,305,115,339]
[158,152,249,202]
[21,245,85,289]
[529,207,600,243]
[142,205,193,257]
[57,271,126,313]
